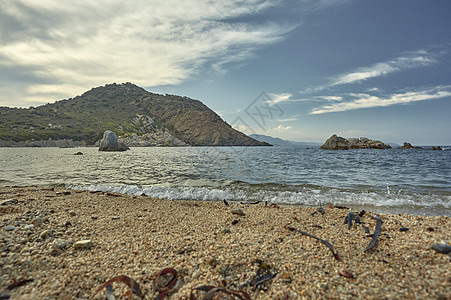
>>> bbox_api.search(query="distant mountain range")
[249,134,322,147]
[0,83,268,147]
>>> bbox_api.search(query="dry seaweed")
[311,207,325,216]
[344,212,354,229]
[251,273,274,288]
[361,224,370,234]
[286,226,340,260]
[338,269,354,278]
[191,285,251,300]
[6,279,33,290]
[365,215,382,252]
[105,284,116,300]
[94,275,142,299]
[240,201,261,205]
[153,268,178,300]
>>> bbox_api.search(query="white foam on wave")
[68,183,451,212]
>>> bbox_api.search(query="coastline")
[0,186,450,299]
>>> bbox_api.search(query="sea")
[1,146,450,216]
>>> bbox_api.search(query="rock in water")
[98,131,129,151]
[320,134,348,150]
[320,134,390,150]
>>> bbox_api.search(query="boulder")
[98,131,129,151]
[431,146,442,150]
[320,134,349,150]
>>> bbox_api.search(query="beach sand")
[0,186,449,299]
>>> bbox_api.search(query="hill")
[249,134,321,147]
[0,83,268,147]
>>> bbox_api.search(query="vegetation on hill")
[0,83,267,146]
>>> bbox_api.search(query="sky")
[1,0,450,145]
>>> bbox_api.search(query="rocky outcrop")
[401,142,421,149]
[320,134,390,150]
[320,134,349,150]
[431,146,442,150]
[98,131,129,151]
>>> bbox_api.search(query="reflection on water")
[1,146,450,216]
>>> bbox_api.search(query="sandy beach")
[0,186,449,299]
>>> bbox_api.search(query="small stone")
[68,210,76,216]
[231,208,245,216]
[63,191,71,195]
[207,258,219,267]
[24,224,34,230]
[223,228,231,234]
[431,243,451,254]
[52,239,67,250]
[40,230,52,239]
[64,221,72,227]
[5,226,15,231]
[112,216,120,220]
[73,240,93,250]
[280,272,292,283]
[32,216,43,226]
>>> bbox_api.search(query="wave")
[68,182,451,216]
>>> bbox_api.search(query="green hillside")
[0,83,267,146]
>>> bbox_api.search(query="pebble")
[24,224,34,230]
[40,230,52,239]
[32,216,43,226]
[431,243,451,254]
[73,240,93,250]
[5,226,15,231]
[68,210,76,216]
[52,239,67,250]
[231,208,245,216]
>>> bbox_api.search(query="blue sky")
[1,0,450,145]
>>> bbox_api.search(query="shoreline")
[0,186,450,299]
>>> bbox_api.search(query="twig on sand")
[365,215,382,252]
[286,226,340,260]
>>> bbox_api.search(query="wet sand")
[0,186,450,299]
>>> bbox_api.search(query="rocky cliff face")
[320,134,391,150]
[0,83,268,147]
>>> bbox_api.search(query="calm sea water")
[1,146,450,216]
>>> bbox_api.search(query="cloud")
[278,114,299,122]
[329,51,437,86]
[265,93,293,105]
[0,0,296,106]
[310,85,451,114]
[301,49,443,94]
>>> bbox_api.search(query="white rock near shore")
[98,130,130,151]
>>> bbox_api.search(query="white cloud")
[300,49,443,94]
[317,96,343,101]
[265,93,293,105]
[0,0,296,106]
[278,114,299,122]
[310,86,451,114]
[329,50,438,86]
